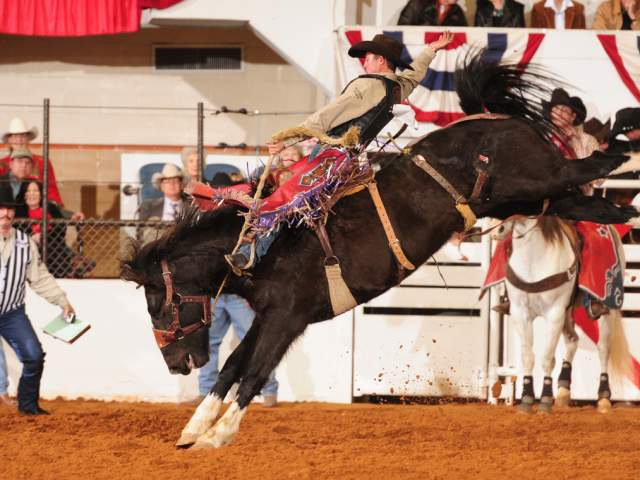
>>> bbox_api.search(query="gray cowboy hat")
[348,34,413,71]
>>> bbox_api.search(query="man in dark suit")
[137,163,186,221]
[137,163,187,244]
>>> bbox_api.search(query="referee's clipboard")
[42,314,91,344]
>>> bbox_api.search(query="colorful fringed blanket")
[189,145,371,236]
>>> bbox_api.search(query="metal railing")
[13,219,172,279]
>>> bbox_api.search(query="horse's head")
[121,207,240,375]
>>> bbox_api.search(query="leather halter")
[152,259,212,349]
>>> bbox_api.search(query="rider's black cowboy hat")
[609,107,640,140]
[348,34,413,71]
[542,88,587,126]
[0,182,18,209]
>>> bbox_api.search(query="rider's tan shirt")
[0,227,70,308]
[298,45,437,134]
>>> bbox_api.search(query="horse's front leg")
[538,306,567,414]
[511,300,536,414]
[176,323,260,448]
[192,312,306,449]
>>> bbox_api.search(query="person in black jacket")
[474,0,525,27]
[398,0,468,26]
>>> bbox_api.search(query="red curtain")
[139,0,183,8]
[0,0,141,36]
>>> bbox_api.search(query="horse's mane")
[536,216,577,250]
[121,205,241,282]
[454,49,561,144]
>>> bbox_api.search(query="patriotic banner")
[338,27,545,127]
[598,33,640,103]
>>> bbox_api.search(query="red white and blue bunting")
[337,27,545,127]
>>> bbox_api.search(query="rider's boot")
[225,241,256,276]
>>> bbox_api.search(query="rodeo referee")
[0,182,75,415]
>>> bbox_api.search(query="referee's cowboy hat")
[348,34,413,71]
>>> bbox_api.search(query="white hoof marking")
[195,401,247,448]
[556,387,571,408]
[597,398,612,414]
[176,394,222,447]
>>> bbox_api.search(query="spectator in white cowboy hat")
[1,118,66,209]
[137,163,187,221]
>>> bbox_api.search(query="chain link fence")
[14,219,172,279]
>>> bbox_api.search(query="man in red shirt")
[1,117,64,207]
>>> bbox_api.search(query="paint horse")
[122,52,640,448]
[489,217,632,413]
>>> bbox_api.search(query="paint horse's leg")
[511,303,536,414]
[538,305,567,414]
[556,313,579,408]
[596,313,613,414]
[192,312,306,449]
[176,323,260,448]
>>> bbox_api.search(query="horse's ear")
[120,235,144,284]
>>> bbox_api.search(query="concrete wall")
[0,25,321,147]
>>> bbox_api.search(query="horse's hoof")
[556,387,571,408]
[517,403,533,414]
[538,400,553,414]
[175,433,199,448]
[597,398,612,414]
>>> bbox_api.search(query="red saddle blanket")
[482,222,629,307]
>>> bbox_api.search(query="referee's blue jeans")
[0,306,45,412]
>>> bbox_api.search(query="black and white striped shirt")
[0,228,68,315]
[0,228,32,314]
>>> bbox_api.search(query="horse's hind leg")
[596,314,613,414]
[193,314,306,449]
[176,323,260,448]
[557,314,578,408]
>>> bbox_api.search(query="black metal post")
[197,102,204,182]
[42,98,50,263]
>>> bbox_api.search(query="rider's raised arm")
[394,44,436,101]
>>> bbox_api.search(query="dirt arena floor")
[1,399,639,480]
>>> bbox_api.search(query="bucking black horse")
[121,53,640,449]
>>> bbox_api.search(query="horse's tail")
[607,309,634,384]
[454,50,558,138]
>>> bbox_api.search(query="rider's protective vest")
[327,74,401,147]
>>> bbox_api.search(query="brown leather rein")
[152,259,212,349]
